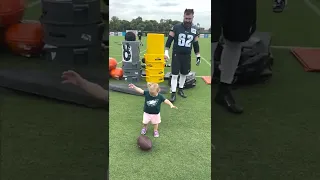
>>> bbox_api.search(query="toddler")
[129,83,177,137]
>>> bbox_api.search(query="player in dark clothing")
[212,0,257,114]
[273,0,287,12]
[212,0,286,114]
[137,31,143,46]
[164,9,201,102]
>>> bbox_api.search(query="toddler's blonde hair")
[147,82,160,94]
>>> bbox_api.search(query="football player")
[137,30,143,46]
[164,9,201,102]
[212,0,257,114]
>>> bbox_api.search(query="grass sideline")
[109,36,211,180]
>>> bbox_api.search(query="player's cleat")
[178,88,187,98]
[214,83,243,114]
[170,92,176,102]
[273,0,286,13]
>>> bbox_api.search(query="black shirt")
[138,32,142,37]
[143,91,166,114]
[170,23,199,55]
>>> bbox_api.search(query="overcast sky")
[109,0,211,29]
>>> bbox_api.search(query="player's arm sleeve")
[193,40,200,54]
[143,90,148,96]
[165,26,175,49]
[196,29,200,37]
[193,29,200,54]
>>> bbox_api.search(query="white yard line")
[201,56,211,67]
[195,76,210,78]
[304,0,320,17]
[27,0,41,8]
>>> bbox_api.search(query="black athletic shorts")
[171,53,191,75]
[138,36,142,40]
[212,0,257,42]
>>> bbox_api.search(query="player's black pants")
[212,0,257,42]
[171,53,191,75]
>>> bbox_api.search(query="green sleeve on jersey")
[160,94,166,102]
[143,90,148,96]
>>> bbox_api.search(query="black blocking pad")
[0,69,108,109]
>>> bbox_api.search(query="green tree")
[108,16,209,33]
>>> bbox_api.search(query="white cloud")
[109,0,211,29]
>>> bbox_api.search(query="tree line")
[109,16,211,33]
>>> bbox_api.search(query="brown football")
[137,135,152,151]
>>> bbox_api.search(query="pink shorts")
[143,112,161,124]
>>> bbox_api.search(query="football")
[137,135,152,151]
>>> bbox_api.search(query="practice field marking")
[195,76,210,78]
[201,56,211,67]
[304,0,320,17]
[27,0,41,8]
[271,45,320,49]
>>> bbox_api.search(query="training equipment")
[122,41,142,82]
[41,0,101,25]
[201,76,211,84]
[0,0,108,108]
[110,68,123,79]
[110,83,169,96]
[5,21,44,57]
[42,22,105,47]
[43,44,103,66]
[0,0,25,27]
[41,0,104,66]
[291,48,320,72]
[214,32,273,85]
[137,135,152,151]
[166,72,197,89]
[101,3,108,20]
[0,69,108,109]
[147,33,164,54]
[144,33,165,83]
[109,57,117,71]
[125,32,136,41]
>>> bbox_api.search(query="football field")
[109,36,211,180]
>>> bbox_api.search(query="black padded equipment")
[110,83,169,96]
[214,32,273,85]
[166,72,197,89]
[0,69,108,109]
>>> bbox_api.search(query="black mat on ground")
[110,83,169,96]
[0,69,108,109]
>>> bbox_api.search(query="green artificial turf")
[109,36,211,180]
[0,1,108,179]
[213,0,320,179]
